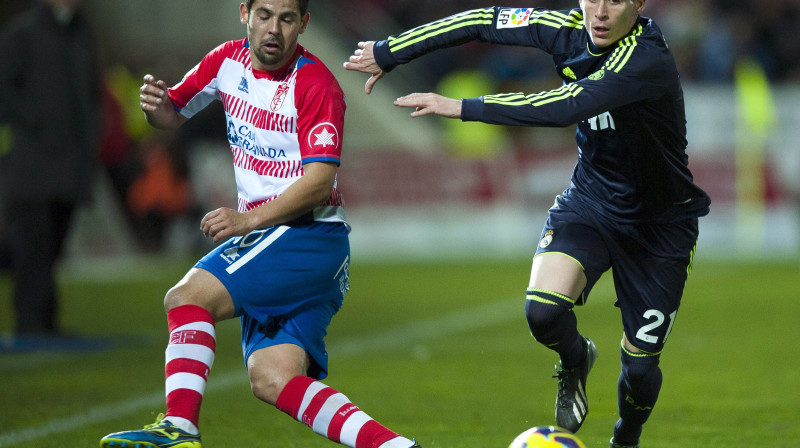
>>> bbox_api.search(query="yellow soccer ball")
[509,426,587,448]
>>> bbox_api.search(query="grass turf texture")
[0,258,798,447]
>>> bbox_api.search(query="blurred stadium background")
[3,0,798,264]
[1,1,799,447]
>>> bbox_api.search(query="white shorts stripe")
[339,410,371,447]
[311,392,350,436]
[297,381,328,421]
[226,225,290,274]
[165,372,207,395]
[165,344,215,367]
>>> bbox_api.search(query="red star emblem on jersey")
[309,122,339,149]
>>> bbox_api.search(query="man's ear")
[299,12,310,34]
[239,2,249,25]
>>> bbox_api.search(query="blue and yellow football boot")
[99,413,202,448]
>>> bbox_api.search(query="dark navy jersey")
[373,7,710,223]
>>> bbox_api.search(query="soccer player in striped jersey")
[99,1,419,448]
[345,1,710,447]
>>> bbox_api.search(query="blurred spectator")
[99,63,197,252]
[0,0,102,348]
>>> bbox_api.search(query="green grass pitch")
[0,257,798,447]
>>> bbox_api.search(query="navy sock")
[525,291,585,368]
[615,349,662,444]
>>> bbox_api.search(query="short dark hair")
[246,0,308,16]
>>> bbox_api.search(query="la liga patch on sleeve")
[497,8,534,29]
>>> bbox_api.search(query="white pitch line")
[0,297,522,447]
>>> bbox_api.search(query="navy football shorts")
[195,221,350,379]
[534,196,698,354]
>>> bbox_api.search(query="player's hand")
[200,207,256,243]
[343,41,384,94]
[394,93,462,119]
[140,74,171,113]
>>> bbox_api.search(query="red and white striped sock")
[276,376,413,448]
[163,304,216,434]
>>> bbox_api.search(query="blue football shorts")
[195,220,350,379]
[534,196,698,354]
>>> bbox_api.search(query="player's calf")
[613,347,662,447]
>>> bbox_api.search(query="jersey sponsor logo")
[586,111,616,131]
[497,8,534,29]
[238,77,249,94]
[270,83,290,112]
[227,119,288,158]
[309,122,339,149]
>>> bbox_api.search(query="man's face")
[579,0,645,48]
[240,0,309,71]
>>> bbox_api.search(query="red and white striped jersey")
[169,39,346,224]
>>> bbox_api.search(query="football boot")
[552,337,598,433]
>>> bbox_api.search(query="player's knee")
[249,374,282,405]
[525,298,569,341]
[620,350,661,388]
[163,284,190,312]
[249,368,294,405]
[163,282,212,313]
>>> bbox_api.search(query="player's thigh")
[612,219,699,354]
[196,223,349,319]
[529,253,586,300]
[531,201,611,303]
[242,297,339,381]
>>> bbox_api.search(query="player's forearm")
[373,8,492,72]
[375,7,539,72]
[144,107,187,130]
[246,162,336,228]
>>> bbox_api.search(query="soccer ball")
[509,426,586,448]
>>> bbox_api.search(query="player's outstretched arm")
[343,41,384,94]
[394,92,462,119]
[139,74,187,130]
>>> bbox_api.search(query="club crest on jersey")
[497,8,534,29]
[539,230,554,249]
[309,122,339,149]
[271,83,290,112]
[588,69,605,81]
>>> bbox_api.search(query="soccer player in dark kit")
[344,1,710,447]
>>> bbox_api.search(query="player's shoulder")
[294,45,343,92]
[619,17,676,72]
[636,16,671,53]
[206,38,249,60]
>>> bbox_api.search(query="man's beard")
[252,47,281,68]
